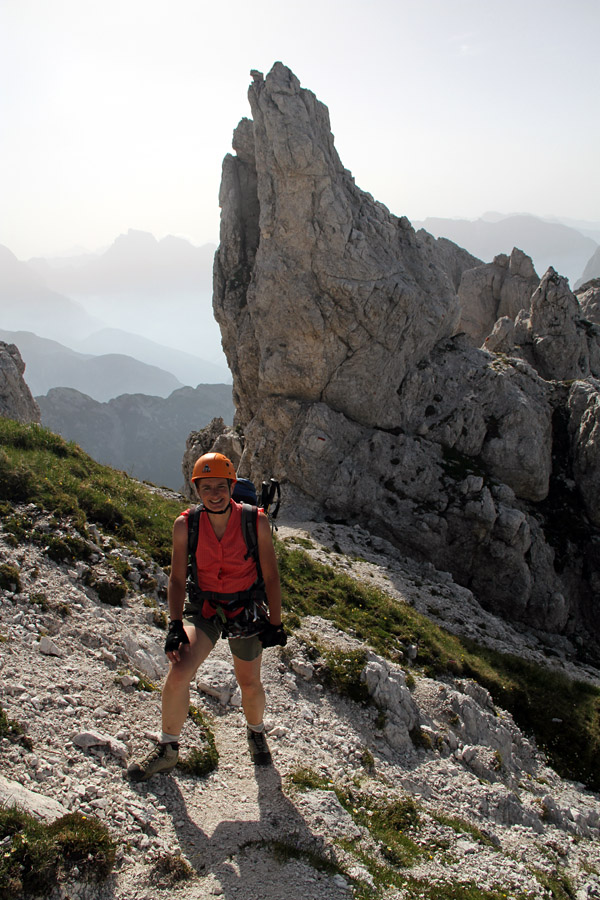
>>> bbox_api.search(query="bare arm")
[257,511,282,626]
[167,515,189,621]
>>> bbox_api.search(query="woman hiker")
[127,452,286,781]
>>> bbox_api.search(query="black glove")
[260,622,288,648]
[164,619,190,654]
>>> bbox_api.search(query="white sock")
[247,722,265,734]
[161,731,180,744]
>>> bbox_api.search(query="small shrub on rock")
[0,563,21,592]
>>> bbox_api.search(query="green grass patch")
[399,881,529,900]
[178,706,219,776]
[531,866,577,900]
[0,704,32,750]
[150,850,194,885]
[0,807,115,898]
[0,420,182,565]
[289,767,422,869]
[276,541,600,791]
[317,647,371,704]
[433,813,497,848]
[0,563,21,592]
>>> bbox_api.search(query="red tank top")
[182,501,258,593]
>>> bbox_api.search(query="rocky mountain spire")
[213,63,600,652]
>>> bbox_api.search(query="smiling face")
[195,477,232,512]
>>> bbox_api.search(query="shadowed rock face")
[0,341,40,424]
[212,62,600,653]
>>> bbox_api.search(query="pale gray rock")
[0,341,40,423]
[214,62,461,433]
[197,658,239,705]
[290,658,315,679]
[38,635,62,657]
[294,790,362,840]
[362,657,419,741]
[71,730,129,760]
[0,774,68,822]
[458,248,539,347]
[417,231,482,291]
[575,278,600,325]
[511,268,599,381]
[211,63,600,646]
[182,416,243,499]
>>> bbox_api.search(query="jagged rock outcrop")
[458,248,539,347]
[417,234,482,292]
[212,63,600,651]
[215,63,470,432]
[513,269,600,381]
[482,269,600,382]
[182,418,242,500]
[0,341,40,424]
[575,278,600,326]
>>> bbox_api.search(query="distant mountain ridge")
[28,229,217,295]
[0,330,185,402]
[36,383,235,490]
[25,230,222,359]
[0,244,104,340]
[413,214,598,284]
[0,233,230,378]
[71,328,231,387]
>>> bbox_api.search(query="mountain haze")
[413,214,597,285]
[28,230,222,359]
[36,384,235,490]
[0,244,103,341]
[0,330,184,401]
[73,328,231,386]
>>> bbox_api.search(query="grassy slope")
[1,419,599,792]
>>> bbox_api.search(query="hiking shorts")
[183,608,263,662]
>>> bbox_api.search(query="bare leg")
[162,626,214,737]
[233,654,265,727]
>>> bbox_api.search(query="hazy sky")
[1,0,598,260]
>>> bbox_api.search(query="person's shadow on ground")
[144,764,340,900]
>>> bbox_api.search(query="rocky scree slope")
[213,62,600,656]
[1,496,600,900]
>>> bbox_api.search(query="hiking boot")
[247,727,272,766]
[127,742,179,782]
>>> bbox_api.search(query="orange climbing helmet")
[191,452,237,484]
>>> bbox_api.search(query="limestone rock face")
[458,248,539,347]
[510,269,600,381]
[575,278,600,326]
[0,341,40,423]
[182,417,242,501]
[214,62,462,433]
[212,63,600,648]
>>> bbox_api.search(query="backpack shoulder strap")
[241,503,263,583]
[187,505,202,586]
